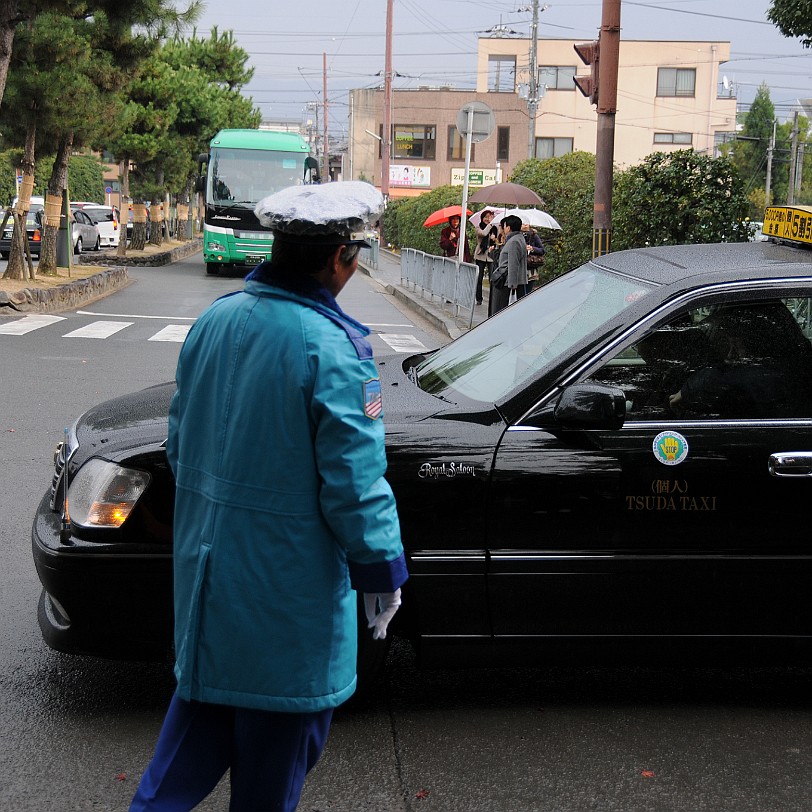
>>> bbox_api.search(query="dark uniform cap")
[255,181,384,248]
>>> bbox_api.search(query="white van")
[77,205,120,248]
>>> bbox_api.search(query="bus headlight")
[66,459,151,529]
[207,240,226,251]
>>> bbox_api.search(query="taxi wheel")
[94,237,100,251]
[74,238,82,255]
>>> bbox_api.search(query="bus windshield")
[207,147,307,208]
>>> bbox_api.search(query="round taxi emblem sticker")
[653,431,688,466]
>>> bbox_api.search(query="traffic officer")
[130,181,408,812]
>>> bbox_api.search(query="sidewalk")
[358,247,489,340]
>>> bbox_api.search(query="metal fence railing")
[400,248,477,321]
[359,235,379,270]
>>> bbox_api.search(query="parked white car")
[80,205,120,248]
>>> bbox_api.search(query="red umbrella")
[467,182,543,206]
[423,205,472,228]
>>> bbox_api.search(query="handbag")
[490,262,507,290]
[527,252,544,269]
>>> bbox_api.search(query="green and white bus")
[197,129,319,275]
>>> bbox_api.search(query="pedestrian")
[439,214,472,263]
[488,214,528,316]
[129,180,408,812]
[473,209,496,306]
[522,224,545,291]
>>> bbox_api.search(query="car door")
[486,285,812,642]
[75,210,97,247]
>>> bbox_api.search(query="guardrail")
[359,236,379,270]
[400,248,477,320]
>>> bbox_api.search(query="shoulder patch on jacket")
[363,378,383,419]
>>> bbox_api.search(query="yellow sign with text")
[763,205,812,246]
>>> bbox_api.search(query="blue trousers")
[130,693,333,812]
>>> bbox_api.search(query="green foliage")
[612,150,751,249]
[771,115,810,206]
[0,151,105,207]
[768,0,812,47]
[392,184,476,256]
[381,197,404,248]
[510,152,596,281]
[732,84,774,198]
[107,28,261,201]
[0,149,21,207]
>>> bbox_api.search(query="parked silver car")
[71,209,101,253]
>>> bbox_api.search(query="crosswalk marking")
[379,333,428,353]
[0,314,66,335]
[149,324,192,342]
[63,321,133,339]
[0,315,427,350]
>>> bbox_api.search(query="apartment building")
[348,37,737,197]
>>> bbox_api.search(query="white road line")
[366,323,413,328]
[77,310,197,320]
[379,333,428,353]
[0,314,66,335]
[149,324,192,342]
[63,321,133,339]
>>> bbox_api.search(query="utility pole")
[382,0,394,199]
[527,0,539,159]
[323,52,329,182]
[519,2,547,159]
[788,110,799,206]
[765,119,776,206]
[593,0,620,256]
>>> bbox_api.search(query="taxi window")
[589,297,812,420]
[415,266,653,403]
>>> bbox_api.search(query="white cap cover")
[255,181,384,240]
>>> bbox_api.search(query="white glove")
[363,589,402,640]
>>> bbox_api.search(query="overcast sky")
[190,0,812,131]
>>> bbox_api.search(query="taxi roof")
[591,240,812,288]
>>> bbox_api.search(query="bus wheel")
[206,263,221,276]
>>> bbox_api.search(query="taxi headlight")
[67,459,151,529]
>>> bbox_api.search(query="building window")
[657,67,696,97]
[497,126,510,161]
[381,124,436,160]
[447,126,475,161]
[534,137,573,159]
[653,132,693,144]
[488,55,516,93]
[539,66,576,90]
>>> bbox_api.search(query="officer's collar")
[246,261,339,312]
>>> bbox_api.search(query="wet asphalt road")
[2,256,812,811]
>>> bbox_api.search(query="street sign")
[456,102,495,144]
[105,186,113,194]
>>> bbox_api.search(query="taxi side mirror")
[554,383,626,430]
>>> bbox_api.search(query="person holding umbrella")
[473,209,497,306]
[439,214,472,264]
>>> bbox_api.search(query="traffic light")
[573,40,600,106]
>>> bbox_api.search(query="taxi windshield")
[415,265,654,403]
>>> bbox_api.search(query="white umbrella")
[504,208,562,230]
[468,207,507,229]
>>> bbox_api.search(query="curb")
[78,238,203,267]
[0,266,131,314]
[1,239,203,314]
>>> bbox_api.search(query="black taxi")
[32,205,812,675]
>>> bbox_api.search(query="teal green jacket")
[167,276,406,712]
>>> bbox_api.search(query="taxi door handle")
[768,452,812,478]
